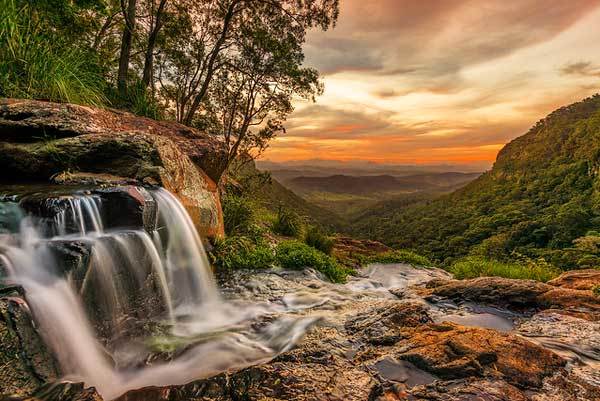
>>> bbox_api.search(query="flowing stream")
[2,186,599,400]
[0,187,316,400]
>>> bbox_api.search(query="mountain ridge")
[351,94,600,269]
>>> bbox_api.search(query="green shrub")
[362,250,431,267]
[275,240,349,283]
[304,225,334,255]
[210,236,274,270]
[449,256,560,282]
[0,0,107,105]
[272,206,302,237]
[222,195,254,235]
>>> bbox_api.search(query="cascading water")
[0,187,316,400]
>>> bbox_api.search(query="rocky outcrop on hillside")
[0,99,225,237]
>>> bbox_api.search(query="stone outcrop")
[0,99,225,238]
[425,275,600,321]
[0,293,59,397]
[548,269,600,290]
[396,322,565,388]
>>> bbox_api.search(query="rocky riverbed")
[5,264,599,401]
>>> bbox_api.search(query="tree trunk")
[181,0,239,125]
[142,0,168,88]
[117,0,138,97]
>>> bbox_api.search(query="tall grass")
[272,206,303,237]
[304,225,334,255]
[449,256,561,282]
[0,0,106,105]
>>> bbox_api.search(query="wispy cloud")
[265,0,600,166]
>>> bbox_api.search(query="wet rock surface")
[425,275,600,321]
[108,266,600,401]
[3,264,600,400]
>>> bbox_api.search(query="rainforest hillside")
[352,94,600,269]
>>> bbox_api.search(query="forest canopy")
[0,0,339,167]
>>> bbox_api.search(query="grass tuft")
[362,250,431,267]
[210,236,274,270]
[304,225,334,255]
[275,240,350,283]
[449,256,561,282]
[272,205,303,237]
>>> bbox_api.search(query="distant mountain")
[352,94,600,269]
[257,159,488,182]
[286,173,480,195]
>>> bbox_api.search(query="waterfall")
[0,187,314,400]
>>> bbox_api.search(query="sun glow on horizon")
[263,1,600,166]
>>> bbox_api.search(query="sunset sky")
[263,0,600,168]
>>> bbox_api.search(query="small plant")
[593,285,600,297]
[210,236,274,270]
[222,195,254,235]
[449,256,560,282]
[272,205,302,237]
[363,250,431,267]
[304,225,334,255]
[275,240,350,283]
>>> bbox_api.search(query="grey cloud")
[305,0,600,88]
[560,61,600,78]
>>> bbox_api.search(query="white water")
[0,187,315,400]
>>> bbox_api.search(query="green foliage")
[593,285,600,297]
[275,240,349,283]
[350,95,600,271]
[272,205,303,237]
[449,256,561,282]
[107,81,163,119]
[304,225,334,255]
[0,0,107,105]
[210,236,274,270]
[223,195,255,236]
[362,250,431,267]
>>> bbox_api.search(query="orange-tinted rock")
[0,99,224,238]
[536,288,600,315]
[426,277,553,308]
[396,322,565,389]
[548,269,600,291]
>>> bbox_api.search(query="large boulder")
[396,322,565,389]
[0,99,225,238]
